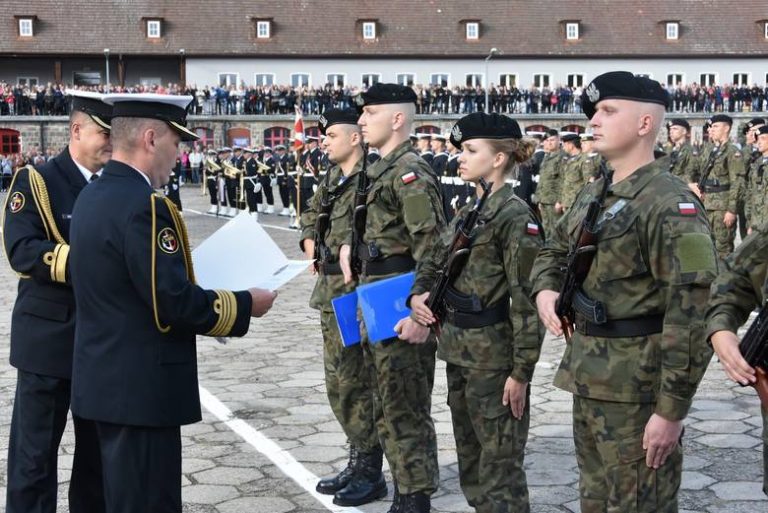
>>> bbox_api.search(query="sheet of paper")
[192,212,310,291]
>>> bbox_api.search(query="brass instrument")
[202,157,221,195]
[221,160,240,179]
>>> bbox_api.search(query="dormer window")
[257,20,271,39]
[362,21,376,40]
[147,19,161,38]
[765,22,768,39]
[466,21,479,40]
[18,18,33,37]
[666,22,679,40]
[566,22,579,40]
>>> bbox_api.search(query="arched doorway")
[227,127,251,148]
[263,126,291,148]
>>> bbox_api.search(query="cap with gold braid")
[102,93,199,142]
[65,89,113,130]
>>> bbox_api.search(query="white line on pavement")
[198,386,366,513]
[184,209,298,232]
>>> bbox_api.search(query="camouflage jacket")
[668,142,698,183]
[530,157,718,421]
[300,160,361,311]
[561,152,594,210]
[536,150,567,205]
[706,225,768,338]
[697,142,745,213]
[411,184,544,380]
[745,155,768,231]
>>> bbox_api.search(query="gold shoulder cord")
[150,194,172,334]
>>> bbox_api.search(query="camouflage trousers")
[538,203,562,240]
[320,311,379,452]
[446,364,531,513]
[362,334,439,495]
[707,209,736,259]
[763,407,768,496]
[573,396,682,513]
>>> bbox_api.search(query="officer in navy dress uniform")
[2,90,111,513]
[274,144,293,216]
[68,94,277,513]
[430,134,449,177]
[256,146,276,214]
[243,147,262,218]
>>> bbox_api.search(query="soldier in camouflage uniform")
[579,134,602,181]
[745,125,768,234]
[706,224,768,497]
[299,109,385,507]
[696,114,745,259]
[531,72,717,513]
[399,112,545,513]
[340,83,446,513]
[559,133,587,211]
[738,118,765,238]
[536,129,566,236]
[666,118,698,186]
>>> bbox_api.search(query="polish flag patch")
[401,171,418,184]
[678,202,697,215]
[526,222,540,235]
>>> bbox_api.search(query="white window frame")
[430,73,450,87]
[666,22,679,40]
[218,72,240,87]
[566,22,579,40]
[254,73,276,86]
[567,73,585,88]
[17,76,38,87]
[326,73,346,88]
[361,73,381,87]
[666,73,684,86]
[465,73,483,88]
[533,73,552,88]
[733,72,751,86]
[18,18,33,37]
[362,22,376,40]
[396,73,416,86]
[635,73,654,79]
[466,22,479,40]
[291,73,311,88]
[256,20,271,39]
[147,20,161,38]
[498,73,518,88]
[699,73,718,87]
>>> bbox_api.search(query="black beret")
[561,133,580,143]
[710,114,733,125]
[318,108,360,135]
[757,125,768,136]
[545,128,559,137]
[668,118,690,130]
[746,117,766,129]
[581,71,669,120]
[356,83,418,109]
[449,112,522,148]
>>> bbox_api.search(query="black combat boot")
[399,492,431,513]
[316,446,358,495]
[387,482,401,513]
[332,447,387,506]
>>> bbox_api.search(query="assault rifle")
[555,163,612,342]
[696,144,721,192]
[312,172,333,274]
[350,144,370,277]
[739,302,768,408]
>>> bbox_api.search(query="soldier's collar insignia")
[586,83,600,103]
[157,227,180,254]
[8,192,24,213]
[451,125,462,143]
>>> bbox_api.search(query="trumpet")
[202,157,221,195]
[222,160,241,179]
[256,159,271,173]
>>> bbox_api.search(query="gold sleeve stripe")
[51,243,70,283]
[206,290,238,337]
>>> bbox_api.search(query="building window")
[139,77,161,86]
[733,73,750,86]
[264,127,290,148]
[255,74,275,86]
[326,74,346,87]
[193,127,214,147]
[415,125,440,135]
[397,73,415,86]
[666,22,679,40]
[533,74,551,88]
[700,73,717,87]
[430,74,449,87]
[147,20,161,38]
[362,22,376,40]
[0,129,21,155]
[291,73,310,88]
[764,22,768,39]
[499,74,517,87]
[73,72,101,86]
[466,74,483,87]
[362,73,381,87]
[218,73,239,87]
[17,76,38,87]
[667,73,684,86]
[257,20,271,39]
[466,22,479,40]
[567,74,584,88]
[566,22,579,40]
[18,18,33,37]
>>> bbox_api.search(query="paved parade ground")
[0,185,766,513]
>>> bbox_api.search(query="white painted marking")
[198,387,366,513]
[185,209,297,232]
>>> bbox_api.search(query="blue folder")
[356,272,415,343]
[331,291,361,347]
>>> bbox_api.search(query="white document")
[192,212,310,291]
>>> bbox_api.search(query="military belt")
[443,299,509,329]
[361,254,415,276]
[575,313,664,338]
[318,261,343,275]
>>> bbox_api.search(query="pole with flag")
[291,105,305,229]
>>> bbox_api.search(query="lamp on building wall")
[484,47,499,113]
[104,48,110,93]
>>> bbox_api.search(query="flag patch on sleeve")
[678,202,697,215]
[526,222,540,235]
[401,171,418,184]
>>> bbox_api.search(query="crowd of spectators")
[3,80,768,117]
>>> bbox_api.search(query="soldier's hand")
[642,414,682,469]
[394,317,430,344]
[339,244,353,284]
[248,288,277,317]
[748,227,753,236]
[410,292,436,326]
[723,211,737,228]
[535,290,563,337]
[502,377,528,420]
[554,202,564,214]
[303,239,317,274]
[688,183,701,198]
[710,330,755,385]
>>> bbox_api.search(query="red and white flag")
[293,105,305,150]
[678,202,697,215]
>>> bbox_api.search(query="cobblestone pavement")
[0,185,766,513]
